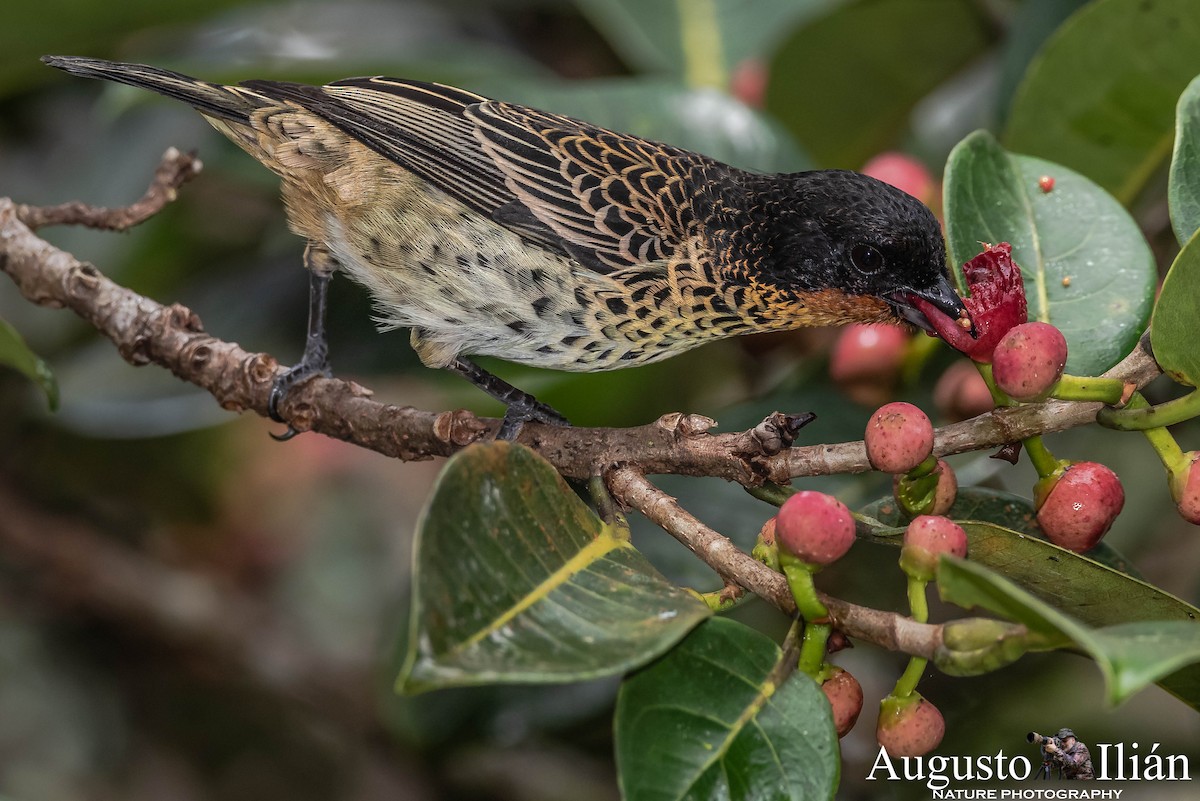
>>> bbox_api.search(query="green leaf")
[859,487,1141,578]
[938,558,1200,704]
[574,0,837,88]
[1168,73,1200,245]
[1152,227,1200,386]
[1005,0,1200,205]
[478,76,809,173]
[767,0,990,168]
[860,491,1200,709]
[0,318,58,410]
[398,442,709,694]
[943,130,1155,375]
[615,618,839,801]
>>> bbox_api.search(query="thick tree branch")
[0,152,1162,660]
[0,168,1162,484]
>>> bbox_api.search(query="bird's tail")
[41,55,262,123]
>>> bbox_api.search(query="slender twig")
[16,147,202,230]
[606,466,945,659]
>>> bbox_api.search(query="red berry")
[901,515,968,580]
[992,322,1068,402]
[730,58,768,108]
[775,491,856,567]
[821,667,864,738]
[830,323,909,406]
[1035,462,1124,552]
[861,153,935,204]
[865,402,934,474]
[933,361,995,422]
[1169,451,1200,525]
[910,242,1028,363]
[877,693,945,757]
[1038,175,1055,193]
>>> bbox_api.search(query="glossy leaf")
[943,130,1155,375]
[1168,73,1200,245]
[616,618,839,801]
[939,558,1200,704]
[860,487,1141,577]
[573,0,835,88]
[0,317,58,410]
[1152,227,1200,387]
[767,0,989,168]
[1005,0,1200,205]
[398,442,709,693]
[859,493,1200,709]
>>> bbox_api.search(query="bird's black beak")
[887,274,975,337]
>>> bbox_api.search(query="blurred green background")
[1,1,1197,799]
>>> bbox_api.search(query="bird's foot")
[268,348,331,441]
[497,396,570,441]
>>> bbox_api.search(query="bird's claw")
[267,354,330,439]
[497,397,570,441]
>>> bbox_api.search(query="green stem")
[781,560,829,621]
[746,482,795,507]
[1049,374,1129,404]
[892,656,928,699]
[976,362,1011,407]
[798,623,832,678]
[687,587,746,612]
[1023,435,1063,479]
[905,454,938,480]
[588,475,629,539]
[907,577,929,624]
[1116,393,1188,472]
[1098,388,1200,432]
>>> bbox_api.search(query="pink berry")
[1169,451,1200,525]
[821,667,864,738]
[901,515,968,580]
[775,491,856,567]
[861,152,935,203]
[730,58,768,108]
[865,402,934,474]
[1035,462,1124,552]
[877,693,945,757]
[933,361,995,422]
[992,322,1068,401]
[830,324,909,406]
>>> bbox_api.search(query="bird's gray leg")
[269,243,335,440]
[447,358,570,440]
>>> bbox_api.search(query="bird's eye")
[851,244,885,274]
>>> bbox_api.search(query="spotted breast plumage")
[42,55,969,437]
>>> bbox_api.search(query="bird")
[42,55,969,438]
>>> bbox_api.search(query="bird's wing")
[241,77,708,273]
[467,102,703,272]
